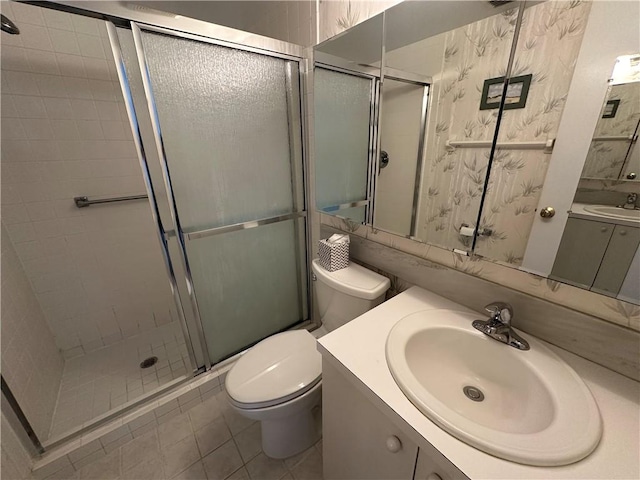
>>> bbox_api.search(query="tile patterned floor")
[49,323,191,440]
[56,389,323,480]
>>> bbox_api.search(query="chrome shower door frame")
[127,21,311,368]
[105,21,202,372]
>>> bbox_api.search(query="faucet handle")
[484,302,513,325]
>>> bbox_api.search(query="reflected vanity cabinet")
[551,217,640,295]
[323,359,467,480]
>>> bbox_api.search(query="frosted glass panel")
[188,220,306,363]
[315,68,372,210]
[141,31,299,231]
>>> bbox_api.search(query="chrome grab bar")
[445,138,555,153]
[592,135,637,142]
[73,194,148,208]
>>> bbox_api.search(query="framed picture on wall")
[602,99,620,118]
[480,74,532,110]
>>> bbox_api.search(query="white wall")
[1,224,63,441]
[522,0,640,276]
[1,2,176,356]
[376,80,425,235]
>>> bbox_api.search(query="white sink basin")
[583,205,640,221]
[386,309,602,466]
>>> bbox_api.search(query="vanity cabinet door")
[414,445,468,480]
[592,225,640,296]
[323,360,419,480]
[550,218,614,288]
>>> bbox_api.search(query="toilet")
[225,258,390,458]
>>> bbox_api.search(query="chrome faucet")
[472,302,530,350]
[619,193,639,210]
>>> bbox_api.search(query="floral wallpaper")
[472,1,592,265]
[581,82,640,179]
[406,1,592,263]
[415,6,521,252]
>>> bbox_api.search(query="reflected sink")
[386,309,602,466]
[583,205,640,221]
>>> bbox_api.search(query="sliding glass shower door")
[131,26,308,364]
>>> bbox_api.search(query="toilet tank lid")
[312,258,390,300]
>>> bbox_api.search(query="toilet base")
[262,402,322,458]
[228,381,322,459]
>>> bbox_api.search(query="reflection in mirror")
[375,77,428,236]
[474,1,592,265]
[314,68,374,222]
[393,1,519,252]
[314,14,382,221]
[314,1,519,253]
[581,72,640,180]
[478,1,639,305]
[315,0,640,308]
[549,54,640,304]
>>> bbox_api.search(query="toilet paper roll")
[459,226,476,237]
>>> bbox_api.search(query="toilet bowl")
[225,259,390,458]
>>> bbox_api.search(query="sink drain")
[463,386,485,402]
[140,356,158,369]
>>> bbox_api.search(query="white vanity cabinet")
[551,217,640,295]
[323,359,467,480]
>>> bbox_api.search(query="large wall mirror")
[314,0,519,253]
[314,0,640,307]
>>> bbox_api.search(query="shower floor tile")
[48,322,191,440]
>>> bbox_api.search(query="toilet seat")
[226,330,322,409]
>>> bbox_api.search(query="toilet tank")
[312,259,391,332]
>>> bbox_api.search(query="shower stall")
[0,1,310,451]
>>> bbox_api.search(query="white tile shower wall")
[1,224,64,441]
[1,411,35,480]
[0,2,177,354]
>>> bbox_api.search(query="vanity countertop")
[570,202,640,227]
[317,286,640,480]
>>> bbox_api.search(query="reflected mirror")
[581,61,640,181]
